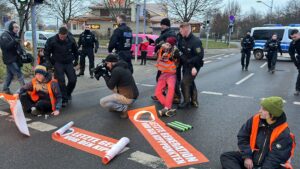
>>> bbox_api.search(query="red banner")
[128,105,209,168]
[52,127,119,158]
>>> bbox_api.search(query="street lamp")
[256,0,274,24]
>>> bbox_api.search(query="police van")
[24,31,55,49]
[251,24,300,60]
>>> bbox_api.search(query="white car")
[24,31,56,49]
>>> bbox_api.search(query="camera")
[91,60,110,80]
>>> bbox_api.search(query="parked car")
[24,31,56,49]
[131,34,158,59]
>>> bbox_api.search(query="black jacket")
[265,39,282,54]
[241,35,255,51]
[108,23,132,53]
[19,73,62,110]
[78,30,99,49]
[44,34,79,64]
[155,28,176,52]
[0,29,20,64]
[238,113,293,168]
[177,33,204,71]
[103,61,139,99]
[289,39,300,69]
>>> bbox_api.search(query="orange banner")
[128,105,209,168]
[52,127,119,158]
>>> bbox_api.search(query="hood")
[112,60,129,70]
[5,21,16,33]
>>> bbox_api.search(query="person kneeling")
[100,54,139,119]
[155,39,180,117]
[15,65,62,116]
[220,96,295,169]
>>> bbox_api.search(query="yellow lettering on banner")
[64,135,80,142]
[78,140,95,148]
[92,145,110,152]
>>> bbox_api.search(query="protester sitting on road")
[155,37,180,117]
[14,65,62,116]
[100,54,139,119]
[220,96,295,169]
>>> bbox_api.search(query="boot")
[178,102,189,109]
[191,100,199,108]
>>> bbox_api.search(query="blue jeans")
[100,93,134,112]
[2,62,25,92]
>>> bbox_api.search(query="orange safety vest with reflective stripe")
[29,78,57,111]
[155,48,177,74]
[250,114,296,169]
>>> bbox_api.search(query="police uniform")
[241,35,254,70]
[265,39,282,73]
[177,33,204,108]
[77,30,99,77]
[289,38,300,94]
[108,23,133,73]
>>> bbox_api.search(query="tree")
[45,0,87,23]
[102,0,133,20]
[0,0,13,27]
[159,0,222,22]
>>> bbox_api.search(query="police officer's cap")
[105,54,118,62]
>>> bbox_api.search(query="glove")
[73,60,78,67]
[95,48,98,54]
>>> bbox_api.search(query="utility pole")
[143,0,146,34]
[134,3,141,63]
[31,0,38,66]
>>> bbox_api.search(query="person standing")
[0,21,25,94]
[177,22,204,109]
[44,27,79,107]
[77,24,99,78]
[108,14,133,73]
[289,29,300,96]
[265,34,282,74]
[241,31,255,71]
[139,38,149,65]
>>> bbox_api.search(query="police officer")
[44,27,79,107]
[108,14,133,73]
[241,31,254,71]
[289,29,300,96]
[265,34,282,73]
[177,22,204,109]
[77,25,99,78]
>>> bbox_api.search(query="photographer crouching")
[99,54,139,119]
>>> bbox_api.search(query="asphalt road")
[0,51,299,169]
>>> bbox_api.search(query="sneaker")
[165,109,176,117]
[151,96,158,101]
[158,108,168,117]
[120,111,128,119]
[31,107,41,116]
[294,91,300,96]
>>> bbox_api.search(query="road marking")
[235,73,254,85]
[203,54,224,60]
[201,91,223,96]
[128,151,165,169]
[0,111,9,116]
[204,61,212,64]
[260,62,267,68]
[293,102,300,105]
[28,122,57,132]
[230,53,236,56]
[140,84,155,87]
[223,55,230,58]
[228,94,254,99]
[25,118,31,122]
[217,57,222,60]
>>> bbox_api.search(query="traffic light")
[18,0,28,3]
[34,0,44,4]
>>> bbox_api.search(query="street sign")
[229,15,235,22]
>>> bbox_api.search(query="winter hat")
[160,18,171,27]
[260,96,284,117]
[166,37,177,46]
[34,65,47,76]
[105,54,118,62]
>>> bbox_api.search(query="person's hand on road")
[244,158,253,169]
[51,110,60,116]
[191,67,197,76]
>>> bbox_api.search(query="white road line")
[203,54,225,60]
[25,118,31,122]
[293,102,300,105]
[28,122,57,132]
[201,91,223,96]
[217,57,222,60]
[128,151,165,169]
[204,61,212,64]
[141,84,155,87]
[228,94,253,99]
[230,53,236,56]
[235,73,254,85]
[223,55,230,58]
[0,111,9,116]
[260,62,267,68]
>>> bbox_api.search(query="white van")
[251,24,300,60]
[24,31,56,49]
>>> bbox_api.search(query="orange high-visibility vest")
[250,114,296,169]
[30,78,57,111]
[155,48,177,74]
